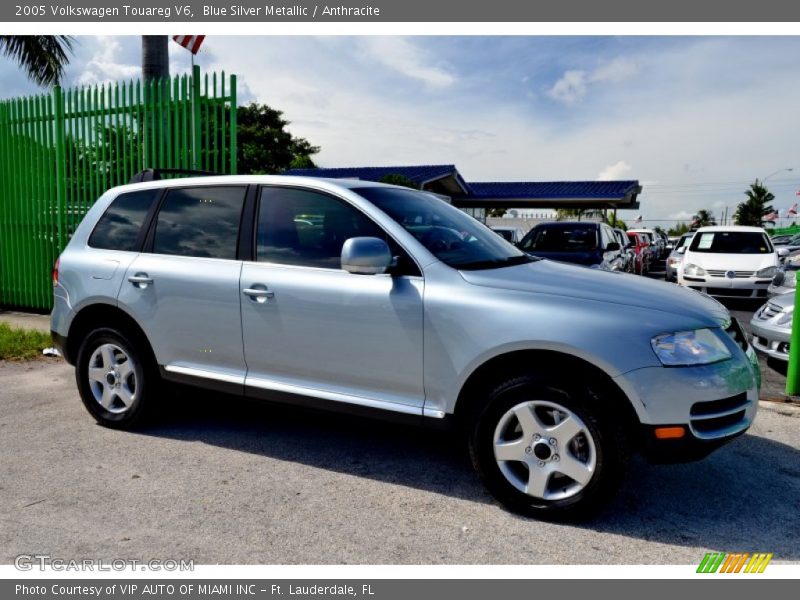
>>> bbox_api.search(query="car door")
[117,185,249,384]
[239,185,425,414]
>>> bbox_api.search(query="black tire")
[75,326,159,429]
[468,373,628,520]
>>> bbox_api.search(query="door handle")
[128,274,153,288]
[243,287,275,303]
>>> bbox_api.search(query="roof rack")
[129,168,219,184]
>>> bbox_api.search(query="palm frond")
[0,35,74,87]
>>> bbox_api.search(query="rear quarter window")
[88,189,160,251]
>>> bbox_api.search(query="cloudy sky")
[4,35,800,228]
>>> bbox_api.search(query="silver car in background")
[665,232,695,282]
[51,175,760,520]
[751,292,793,367]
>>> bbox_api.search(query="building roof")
[285,165,641,210]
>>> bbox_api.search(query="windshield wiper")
[455,255,537,271]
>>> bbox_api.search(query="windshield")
[689,231,774,254]
[676,233,693,250]
[519,224,599,253]
[352,187,532,270]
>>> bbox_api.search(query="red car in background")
[627,231,651,275]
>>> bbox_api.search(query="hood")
[770,290,795,311]
[459,259,729,325]
[684,252,777,271]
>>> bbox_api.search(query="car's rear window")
[88,189,159,251]
[689,231,773,254]
[520,225,598,253]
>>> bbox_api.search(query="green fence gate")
[0,65,237,311]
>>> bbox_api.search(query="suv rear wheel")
[469,373,627,520]
[75,327,157,429]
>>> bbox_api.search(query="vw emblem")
[725,270,735,279]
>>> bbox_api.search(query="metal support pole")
[786,291,800,395]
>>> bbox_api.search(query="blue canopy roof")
[284,165,641,209]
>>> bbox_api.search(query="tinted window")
[257,187,391,270]
[494,229,514,242]
[520,224,599,253]
[354,186,531,270]
[689,231,773,254]
[88,189,158,251]
[152,186,246,259]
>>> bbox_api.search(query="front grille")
[690,392,748,416]
[707,270,755,278]
[756,302,782,320]
[705,287,753,297]
[690,392,749,436]
[725,318,749,353]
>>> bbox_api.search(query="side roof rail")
[128,168,219,184]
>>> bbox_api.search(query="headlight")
[651,329,732,366]
[683,263,705,277]
[777,307,794,326]
[784,270,797,288]
[756,266,777,278]
[667,257,681,266]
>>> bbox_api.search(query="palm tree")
[734,180,775,227]
[692,209,716,227]
[142,36,169,82]
[0,35,73,87]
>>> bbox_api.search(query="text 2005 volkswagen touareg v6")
[51,175,760,519]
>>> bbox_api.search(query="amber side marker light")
[654,426,686,439]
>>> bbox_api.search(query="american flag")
[172,35,205,55]
[634,214,642,224]
[764,211,778,222]
[788,203,798,217]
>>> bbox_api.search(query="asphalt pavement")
[1,263,798,565]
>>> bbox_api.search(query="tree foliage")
[693,209,716,227]
[734,180,775,227]
[236,102,320,175]
[0,35,74,87]
[667,222,690,236]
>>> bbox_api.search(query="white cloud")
[597,160,632,181]
[546,70,588,104]
[360,38,455,88]
[75,36,139,86]
[668,211,695,221]
[548,57,639,104]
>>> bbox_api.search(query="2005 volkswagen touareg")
[51,175,760,519]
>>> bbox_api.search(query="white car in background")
[678,225,778,300]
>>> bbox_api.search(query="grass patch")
[0,322,52,360]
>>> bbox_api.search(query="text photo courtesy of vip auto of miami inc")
[0,28,798,581]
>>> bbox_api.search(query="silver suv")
[51,175,760,520]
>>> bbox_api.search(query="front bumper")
[679,275,772,298]
[750,318,790,362]
[614,338,759,463]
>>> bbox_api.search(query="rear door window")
[88,189,160,251]
[152,186,247,259]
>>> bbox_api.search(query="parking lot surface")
[1,355,799,565]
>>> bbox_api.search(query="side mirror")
[677,247,686,255]
[341,237,392,275]
[606,242,620,252]
[778,247,790,257]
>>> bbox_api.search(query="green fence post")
[229,74,237,174]
[53,85,67,250]
[785,291,800,395]
[192,65,201,171]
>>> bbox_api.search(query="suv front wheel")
[469,373,628,520]
[75,327,156,429]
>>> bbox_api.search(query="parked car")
[51,175,760,520]
[678,226,778,299]
[626,231,651,275]
[665,232,695,282]
[629,228,664,261]
[614,228,635,273]
[770,234,794,246]
[769,257,800,296]
[491,226,525,245]
[751,292,793,368]
[518,221,626,270]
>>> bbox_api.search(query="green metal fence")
[0,65,237,311]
